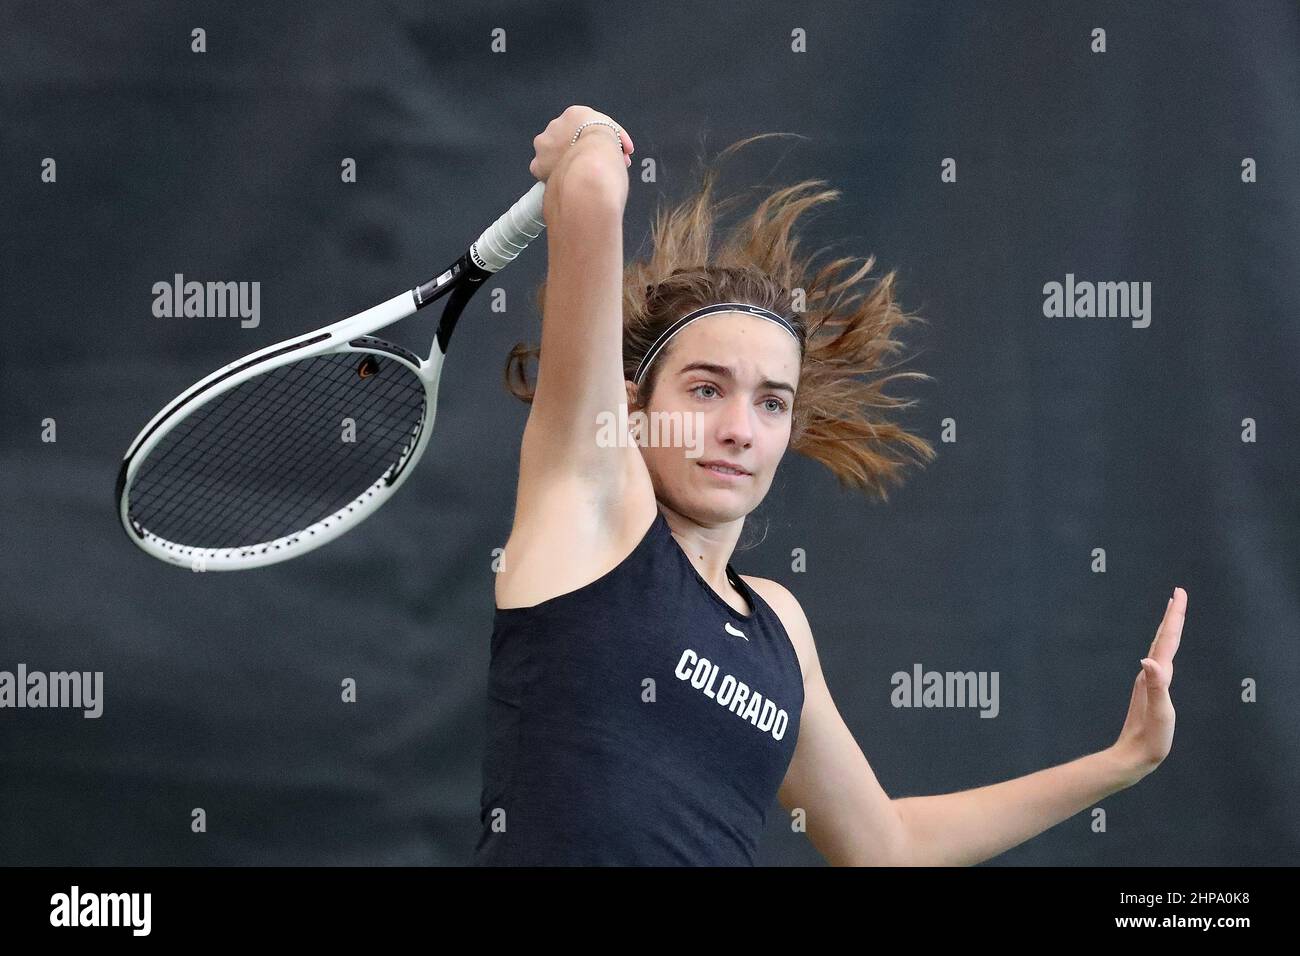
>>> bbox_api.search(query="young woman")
[473,106,1185,866]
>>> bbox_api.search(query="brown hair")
[505,132,936,502]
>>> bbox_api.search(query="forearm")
[520,123,630,472]
[893,746,1144,866]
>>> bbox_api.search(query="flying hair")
[505,132,937,502]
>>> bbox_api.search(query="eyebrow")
[675,361,796,396]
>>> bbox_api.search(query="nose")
[716,395,754,450]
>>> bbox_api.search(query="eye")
[690,383,719,400]
[762,397,789,414]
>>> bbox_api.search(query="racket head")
[117,296,446,571]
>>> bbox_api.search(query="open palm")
[1114,587,1186,779]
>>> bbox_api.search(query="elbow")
[829,815,915,867]
[885,802,918,867]
[882,803,968,867]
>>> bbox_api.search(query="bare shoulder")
[496,456,657,610]
[740,575,819,686]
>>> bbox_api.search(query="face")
[629,312,801,526]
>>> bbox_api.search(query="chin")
[680,491,755,525]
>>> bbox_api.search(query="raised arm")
[520,111,632,498]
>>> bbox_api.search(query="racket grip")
[470,181,547,273]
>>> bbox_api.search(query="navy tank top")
[474,507,804,866]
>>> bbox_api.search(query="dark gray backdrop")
[2,0,1297,865]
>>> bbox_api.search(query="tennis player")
[473,106,1185,866]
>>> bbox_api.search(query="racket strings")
[128,352,427,550]
[137,361,418,548]
[141,361,344,535]
[142,355,424,545]
[137,355,424,548]
[145,364,328,530]
[148,360,384,538]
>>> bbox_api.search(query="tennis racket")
[116,181,547,570]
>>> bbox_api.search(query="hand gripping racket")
[116,181,546,570]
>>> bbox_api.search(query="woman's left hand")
[1112,587,1186,782]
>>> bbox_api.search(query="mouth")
[698,460,751,479]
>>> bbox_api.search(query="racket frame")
[116,262,475,570]
[117,180,546,570]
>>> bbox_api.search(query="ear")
[625,379,640,409]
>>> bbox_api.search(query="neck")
[658,502,745,594]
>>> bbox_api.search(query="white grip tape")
[471,180,547,273]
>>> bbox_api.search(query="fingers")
[537,107,633,177]
[585,108,631,158]
[1147,609,1161,656]
[1142,589,1183,693]
[603,120,633,166]
[1126,667,1148,720]
[1148,586,1186,664]
[1162,587,1186,663]
[1146,603,1166,656]
[577,109,632,165]
[1140,657,1173,713]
